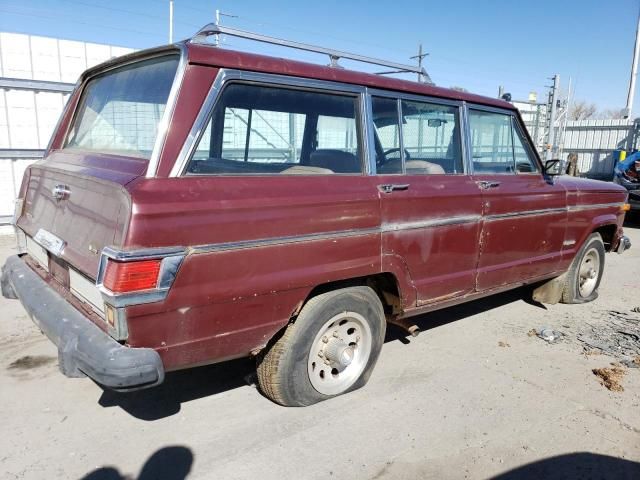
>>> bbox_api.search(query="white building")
[0,32,134,221]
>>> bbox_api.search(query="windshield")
[65,54,180,159]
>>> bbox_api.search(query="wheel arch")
[294,272,404,320]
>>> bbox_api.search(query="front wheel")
[561,233,605,304]
[256,286,386,407]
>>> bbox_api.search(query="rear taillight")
[103,259,162,293]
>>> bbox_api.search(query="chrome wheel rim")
[307,311,372,395]
[578,247,600,297]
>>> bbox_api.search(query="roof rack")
[190,24,434,85]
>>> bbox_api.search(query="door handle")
[476,180,501,190]
[378,184,410,193]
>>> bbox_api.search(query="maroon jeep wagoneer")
[1,25,632,406]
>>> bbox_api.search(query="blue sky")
[1,0,638,112]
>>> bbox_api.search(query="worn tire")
[256,286,386,407]
[561,233,605,304]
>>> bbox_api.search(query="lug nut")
[322,336,328,343]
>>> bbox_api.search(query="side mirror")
[543,159,562,176]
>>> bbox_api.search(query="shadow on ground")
[80,446,193,480]
[490,452,640,480]
[99,285,538,420]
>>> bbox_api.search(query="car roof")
[186,43,515,111]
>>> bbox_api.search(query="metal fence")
[556,118,637,180]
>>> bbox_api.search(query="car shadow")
[80,445,193,480]
[99,285,537,421]
[489,452,640,479]
[98,357,256,421]
[385,285,539,344]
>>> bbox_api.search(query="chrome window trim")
[169,68,367,177]
[510,115,543,174]
[363,88,377,175]
[146,44,189,177]
[461,102,473,175]
[366,88,463,107]
[59,45,187,176]
[397,98,407,174]
[96,245,187,307]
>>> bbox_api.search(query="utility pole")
[410,44,428,83]
[169,0,174,43]
[626,6,640,118]
[214,9,238,45]
[546,74,560,160]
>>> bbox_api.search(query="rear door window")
[65,55,180,159]
[186,83,362,175]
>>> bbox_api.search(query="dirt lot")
[1,223,639,480]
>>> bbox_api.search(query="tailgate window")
[65,55,180,158]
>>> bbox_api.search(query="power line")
[0,7,162,39]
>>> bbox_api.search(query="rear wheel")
[256,286,386,407]
[561,233,605,304]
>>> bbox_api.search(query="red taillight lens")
[103,259,161,293]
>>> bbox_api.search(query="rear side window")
[469,109,539,174]
[187,83,362,175]
[65,55,180,159]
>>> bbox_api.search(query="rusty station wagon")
[1,25,632,406]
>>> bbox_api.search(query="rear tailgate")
[17,151,145,280]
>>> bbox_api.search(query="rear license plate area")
[48,254,70,289]
[26,236,49,272]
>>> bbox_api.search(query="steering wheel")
[382,148,411,161]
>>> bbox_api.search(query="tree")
[600,108,627,119]
[569,100,597,120]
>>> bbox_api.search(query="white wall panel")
[85,43,112,69]
[58,39,87,83]
[30,36,61,81]
[5,90,37,148]
[0,33,32,78]
[0,91,9,148]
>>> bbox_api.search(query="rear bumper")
[1,254,164,390]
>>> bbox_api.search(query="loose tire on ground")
[256,286,386,407]
[561,233,606,304]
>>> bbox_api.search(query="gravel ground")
[1,223,639,480]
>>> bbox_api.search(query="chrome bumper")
[616,235,631,254]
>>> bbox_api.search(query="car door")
[468,107,567,290]
[373,94,484,305]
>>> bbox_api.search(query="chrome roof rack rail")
[190,24,434,85]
